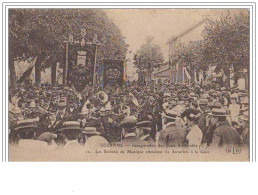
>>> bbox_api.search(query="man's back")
[212,123,242,147]
[159,124,187,146]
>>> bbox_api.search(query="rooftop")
[166,18,214,45]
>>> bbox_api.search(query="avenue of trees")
[9,9,128,91]
[170,11,249,88]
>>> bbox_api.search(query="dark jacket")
[198,111,209,143]
[140,134,156,145]
[158,123,187,147]
[116,133,149,146]
[212,123,243,147]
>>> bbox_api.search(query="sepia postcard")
[4,4,255,161]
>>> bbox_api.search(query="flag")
[17,57,37,84]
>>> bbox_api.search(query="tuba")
[97,91,109,104]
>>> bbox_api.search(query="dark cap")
[120,117,137,129]
[136,121,152,128]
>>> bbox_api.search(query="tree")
[169,11,249,88]
[9,9,128,89]
[202,11,249,88]
[134,36,164,81]
[170,40,204,82]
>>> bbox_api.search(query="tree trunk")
[196,68,199,82]
[35,56,42,87]
[9,52,17,92]
[223,66,231,90]
[51,63,57,86]
[190,66,194,83]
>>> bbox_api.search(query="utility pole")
[63,41,69,85]
[93,44,98,87]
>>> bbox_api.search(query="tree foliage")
[9,9,129,80]
[133,36,164,72]
[170,11,249,85]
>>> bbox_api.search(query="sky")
[105,9,246,63]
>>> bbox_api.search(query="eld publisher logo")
[226,146,242,154]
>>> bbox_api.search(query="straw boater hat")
[208,101,222,109]
[82,127,101,135]
[208,108,229,117]
[240,111,249,122]
[58,121,84,132]
[221,87,226,91]
[199,99,208,105]
[14,117,39,131]
[161,110,177,124]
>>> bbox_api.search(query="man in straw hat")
[209,108,242,147]
[116,116,148,146]
[158,111,187,147]
[55,121,83,148]
[81,127,108,147]
[198,98,210,144]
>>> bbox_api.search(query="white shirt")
[229,104,240,122]
[186,125,203,146]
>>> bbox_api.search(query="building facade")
[167,18,214,84]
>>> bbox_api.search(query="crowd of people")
[9,78,249,150]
